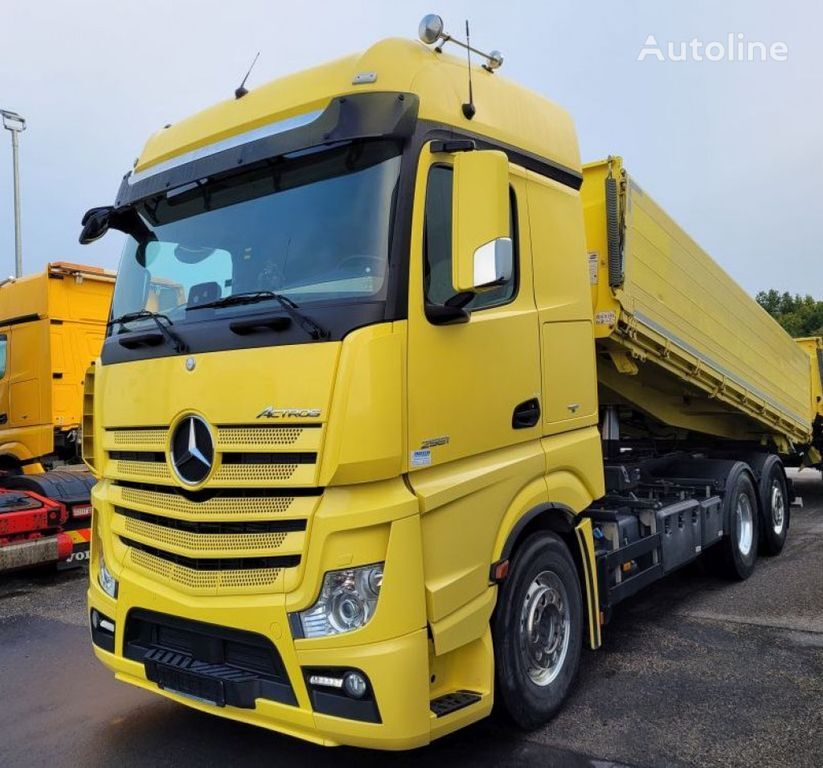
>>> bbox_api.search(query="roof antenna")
[235,52,260,99]
[461,20,475,120]
[417,14,504,119]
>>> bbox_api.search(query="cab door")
[405,143,544,635]
[406,145,542,470]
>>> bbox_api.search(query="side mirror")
[451,149,510,293]
[79,206,113,244]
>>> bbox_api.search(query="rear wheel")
[493,532,583,729]
[718,470,759,580]
[758,457,789,556]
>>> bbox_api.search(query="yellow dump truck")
[80,24,821,750]
[0,262,114,571]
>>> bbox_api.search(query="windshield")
[110,140,402,324]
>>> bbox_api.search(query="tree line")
[756,291,823,338]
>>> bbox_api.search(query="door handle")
[512,398,540,429]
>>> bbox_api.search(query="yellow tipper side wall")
[796,337,823,419]
[47,265,114,431]
[583,158,811,443]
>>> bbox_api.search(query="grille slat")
[130,547,283,592]
[122,537,299,570]
[114,507,305,557]
[104,424,322,452]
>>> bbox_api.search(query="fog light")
[308,674,344,690]
[98,554,118,598]
[91,609,115,635]
[343,671,368,699]
[90,609,116,652]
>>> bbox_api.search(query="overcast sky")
[0,0,820,295]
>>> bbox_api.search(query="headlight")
[296,563,383,638]
[98,553,118,598]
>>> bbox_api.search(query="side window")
[0,335,6,378]
[423,164,517,312]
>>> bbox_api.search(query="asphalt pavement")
[1,469,821,768]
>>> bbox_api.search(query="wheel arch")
[493,502,601,650]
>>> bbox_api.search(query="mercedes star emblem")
[170,415,214,485]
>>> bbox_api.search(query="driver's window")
[423,165,517,312]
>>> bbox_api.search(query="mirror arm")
[445,290,475,309]
[109,208,154,242]
[425,301,471,326]
[430,139,476,154]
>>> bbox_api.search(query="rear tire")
[718,470,759,580]
[758,457,789,556]
[492,532,583,729]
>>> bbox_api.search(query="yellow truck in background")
[79,24,823,750]
[0,262,114,571]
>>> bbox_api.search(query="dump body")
[582,158,811,448]
[0,262,115,468]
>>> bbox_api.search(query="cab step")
[430,690,482,717]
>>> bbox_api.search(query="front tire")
[493,532,583,729]
[758,457,789,556]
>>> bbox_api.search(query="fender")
[491,500,602,649]
[0,443,44,474]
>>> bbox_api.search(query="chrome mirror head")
[418,14,444,45]
[487,50,504,70]
[473,237,513,289]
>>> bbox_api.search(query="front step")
[430,690,482,718]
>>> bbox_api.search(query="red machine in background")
[0,472,94,573]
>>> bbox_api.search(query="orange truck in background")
[0,262,114,571]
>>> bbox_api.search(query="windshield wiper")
[188,291,330,340]
[108,310,188,353]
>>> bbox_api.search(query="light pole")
[1,109,26,278]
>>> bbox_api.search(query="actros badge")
[257,406,321,419]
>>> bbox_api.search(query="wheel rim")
[770,480,785,536]
[735,492,754,556]
[518,570,570,687]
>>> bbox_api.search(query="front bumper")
[88,571,431,749]
[87,475,445,750]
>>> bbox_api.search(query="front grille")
[124,609,296,708]
[103,420,323,593]
[130,547,284,590]
[105,424,321,452]
[118,507,307,534]
[118,507,304,554]
[111,428,166,446]
[106,441,320,487]
[117,483,318,519]
[115,459,173,481]
[122,537,299,571]
[217,426,315,446]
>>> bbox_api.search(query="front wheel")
[493,532,583,729]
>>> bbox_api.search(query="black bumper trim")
[124,608,297,708]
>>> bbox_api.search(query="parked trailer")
[80,26,820,749]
